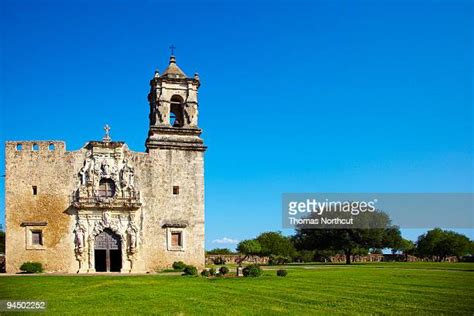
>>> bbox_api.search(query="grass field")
[0,262,473,315]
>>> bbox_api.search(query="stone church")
[5,56,206,273]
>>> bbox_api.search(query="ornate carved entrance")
[71,140,141,273]
[94,229,122,272]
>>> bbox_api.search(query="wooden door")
[95,229,121,272]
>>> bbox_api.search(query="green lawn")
[1,263,473,315]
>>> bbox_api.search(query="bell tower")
[146,55,206,152]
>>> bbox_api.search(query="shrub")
[212,257,227,265]
[243,264,263,277]
[219,266,229,276]
[201,269,210,277]
[20,262,43,274]
[209,268,216,276]
[182,265,198,276]
[172,261,186,271]
[276,269,288,277]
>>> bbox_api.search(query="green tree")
[416,228,471,261]
[370,248,383,255]
[391,238,416,260]
[293,211,401,264]
[256,231,296,257]
[236,239,261,264]
[383,226,403,249]
[206,248,233,255]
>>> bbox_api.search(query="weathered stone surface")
[206,255,270,265]
[5,57,206,273]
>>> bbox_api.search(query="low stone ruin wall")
[326,254,384,263]
[320,254,459,263]
[206,255,269,265]
[206,253,460,265]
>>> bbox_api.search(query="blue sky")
[0,0,472,249]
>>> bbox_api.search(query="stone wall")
[137,148,205,272]
[314,254,459,263]
[206,254,460,265]
[5,140,205,273]
[205,255,269,265]
[5,141,78,273]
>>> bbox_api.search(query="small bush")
[201,269,210,277]
[243,264,263,277]
[212,257,227,265]
[219,266,229,276]
[276,269,288,277]
[209,267,216,276]
[20,262,43,274]
[172,261,186,271]
[183,265,198,276]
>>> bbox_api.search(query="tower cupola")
[145,55,205,152]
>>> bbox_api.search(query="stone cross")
[103,124,111,142]
[169,45,176,55]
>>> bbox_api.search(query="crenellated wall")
[5,141,81,273]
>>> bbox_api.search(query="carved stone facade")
[5,56,206,273]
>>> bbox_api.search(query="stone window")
[171,232,182,247]
[166,228,185,251]
[98,179,116,198]
[16,143,22,151]
[173,186,180,195]
[32,186,38,195]
[32,143,39,151]
[48,143,55,151]
[21,222,47,250]
[31,230,43,245]
[170,95,184,127]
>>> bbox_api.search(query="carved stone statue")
[101,160,111,178]
[127,221,139,255]
[87,184,93,197]
[79,152,95,185]
[120,159,135,190]
[103,211,111,226]
[86,156,95,183]
[74,223,86,255]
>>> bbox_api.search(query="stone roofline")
[5,140,67,153]
[5,140,142,155]
[6,138,206,155]
[150,77,200,88]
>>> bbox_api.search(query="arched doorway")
[170,95,184,127]
[94,229,122,272]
